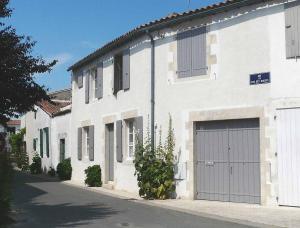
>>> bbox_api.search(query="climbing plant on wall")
[134,115,176,199]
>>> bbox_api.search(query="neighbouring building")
[67,0,300,207]
[0,119,21,135]
[22,88,72,171]
[0,119,21,152]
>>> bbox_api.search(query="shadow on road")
[12,171,118,227]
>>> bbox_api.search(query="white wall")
[51,114,71,169]
[24,106,71,172]
[70,39,151,193]
[69,0,300,204]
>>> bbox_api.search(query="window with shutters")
[285,1,300,58]
[94,68,98,98]
[177,27,207,78]
[88,68,96,101]
[43,128,49,158]
[40,129,43,157]
[85,71,90,104]
[76,71,83,89]
[59,138,65,162]
[95,62,103,99]
[114,54,123,94]
[85,127,90,158]
[33,138,37,151]
[79,126,94,161]
[126,119,135,159]
[113,49,130,94]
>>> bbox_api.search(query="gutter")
[146,31,155,151]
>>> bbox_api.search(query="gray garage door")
[195,118,260,204]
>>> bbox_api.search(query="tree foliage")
[0,0,57,124]
[134,115,176,199]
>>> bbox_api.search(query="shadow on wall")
[12,171,119,227]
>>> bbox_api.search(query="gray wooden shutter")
[285,2,300,58]
[40,129,43,157]
[96,62,103,99]
[191,27,207,76]
[113,57,119,94]
[85,72,89,104]
[77,71,83,88]
[116,120,123,162]
[89,125,94,161]
[177,30,192,78]
[45,127,50,158]
[78,127,82,160]
[123,49,130,90]
[134,116,143,144]
[33,138,36,151]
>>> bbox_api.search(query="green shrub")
[85,165,102,187]
[47,167,56,177]
[56,158,72,180]
[29,153,42,174]
[134,115,175,199]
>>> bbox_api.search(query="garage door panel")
[229,162,260,203]
[196,118,260,204]
[196,127,229,201]
[228,125,260,204]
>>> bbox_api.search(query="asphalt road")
[11,172,256,228]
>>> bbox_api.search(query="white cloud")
[46,53,73,67]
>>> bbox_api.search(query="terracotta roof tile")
[7,120,21,126]
[37,100,71,117]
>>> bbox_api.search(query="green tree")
[0,0,57,124]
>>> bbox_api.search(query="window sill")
[173,74,211,84]
[123,159,134,166]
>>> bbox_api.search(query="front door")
[59,138,65,162]
[106,124,114,181]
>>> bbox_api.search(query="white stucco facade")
[22,104,71,171]
[67,0,300,206]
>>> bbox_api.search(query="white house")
[22,89,72,171]
[67,0,300,207]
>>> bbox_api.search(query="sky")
[6,0,219,92]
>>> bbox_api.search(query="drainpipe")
[146,30,155,151]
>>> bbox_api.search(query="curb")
[62,181,139,200]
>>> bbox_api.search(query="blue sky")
[6,0,219,92]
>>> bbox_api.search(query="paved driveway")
[11,172,256,228]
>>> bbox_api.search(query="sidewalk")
[63,180,300,228]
